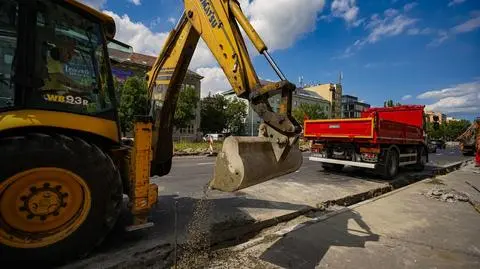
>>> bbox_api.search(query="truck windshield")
[0,0,17,109]
[27,1,113,115]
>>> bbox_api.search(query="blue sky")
[81,0,480,120]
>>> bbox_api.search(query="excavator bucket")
[209,136,303,192]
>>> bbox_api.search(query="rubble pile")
[424,187,470,203]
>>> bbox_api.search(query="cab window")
[0,0,17,108]
[28,1,113,115]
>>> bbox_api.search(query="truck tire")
[381,149,399,179]
[413,146,427,172]
[322,163,344,172]
[0,133,123,265]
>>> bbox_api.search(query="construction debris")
[424,188,469,203]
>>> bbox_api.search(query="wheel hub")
[21,183,68,221]
[0,168,91,248]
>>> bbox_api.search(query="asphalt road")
[156,148,471,199]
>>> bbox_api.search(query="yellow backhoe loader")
[0,0,302,263]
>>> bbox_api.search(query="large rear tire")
[0,133,123,265]
[413,146,427,172]
[380,149,399,179]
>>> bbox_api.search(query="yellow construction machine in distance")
[0,0,302,263]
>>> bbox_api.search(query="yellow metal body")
[0,168,91,248]
[129,120,158,225]
[146,0,300,177]
[1,0,300,242]
[0,109,120,142]
[65,0,116,39]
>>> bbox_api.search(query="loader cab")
[0,0,118,123]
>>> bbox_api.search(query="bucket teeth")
[209,136,302,192]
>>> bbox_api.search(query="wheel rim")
[0,168,91,248]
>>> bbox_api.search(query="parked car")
[203,133,225,141]
[429,139,446,149]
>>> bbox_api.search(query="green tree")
[443,120,471,141]
[225,98,248,135]
[293,103,328,126]
[118,76,149,136]
[383,100,401,107]
[426,122,445,139]
[174,86,199,129]
[200,94,228,133]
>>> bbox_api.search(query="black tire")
[413,146,427,172]
[381,149,399,179]
[0,133,123,265]
[322,163,344,172]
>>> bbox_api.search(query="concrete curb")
[321,160,471,208]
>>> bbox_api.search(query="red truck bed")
[304,105,425,145]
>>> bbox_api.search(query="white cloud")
[428,30,449,46]
[448,0,467,7]
[128,0,141,5]
[190,40,217,69]
[384,8,399,17]
[104,0,325,96]
[336,7,419,58]
[403,2,418,12]
[418,81,480,113]
[149,17,162,29]
[401,94,412,100]
[78,0,107,10]
[428,12,480,46]
[364,12,417,43]
[331,0,361,26]
[407,27,433,35]
[245,0,326,50]
[103,11,169,56]
[195,67,230,97]
[452,14,480,33]
[167,17,177,25]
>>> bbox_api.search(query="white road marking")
[197,162,215,165]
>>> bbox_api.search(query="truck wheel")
[413,146,427,172]
[0,133,123,265]
[381,149,399,179]
[322,163,344,172]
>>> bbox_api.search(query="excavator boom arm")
[146,0,302,187]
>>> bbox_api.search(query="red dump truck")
[304,105,427,179]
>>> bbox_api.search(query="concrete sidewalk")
[209,163,480,269]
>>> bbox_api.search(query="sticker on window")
[43,94,89,106]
